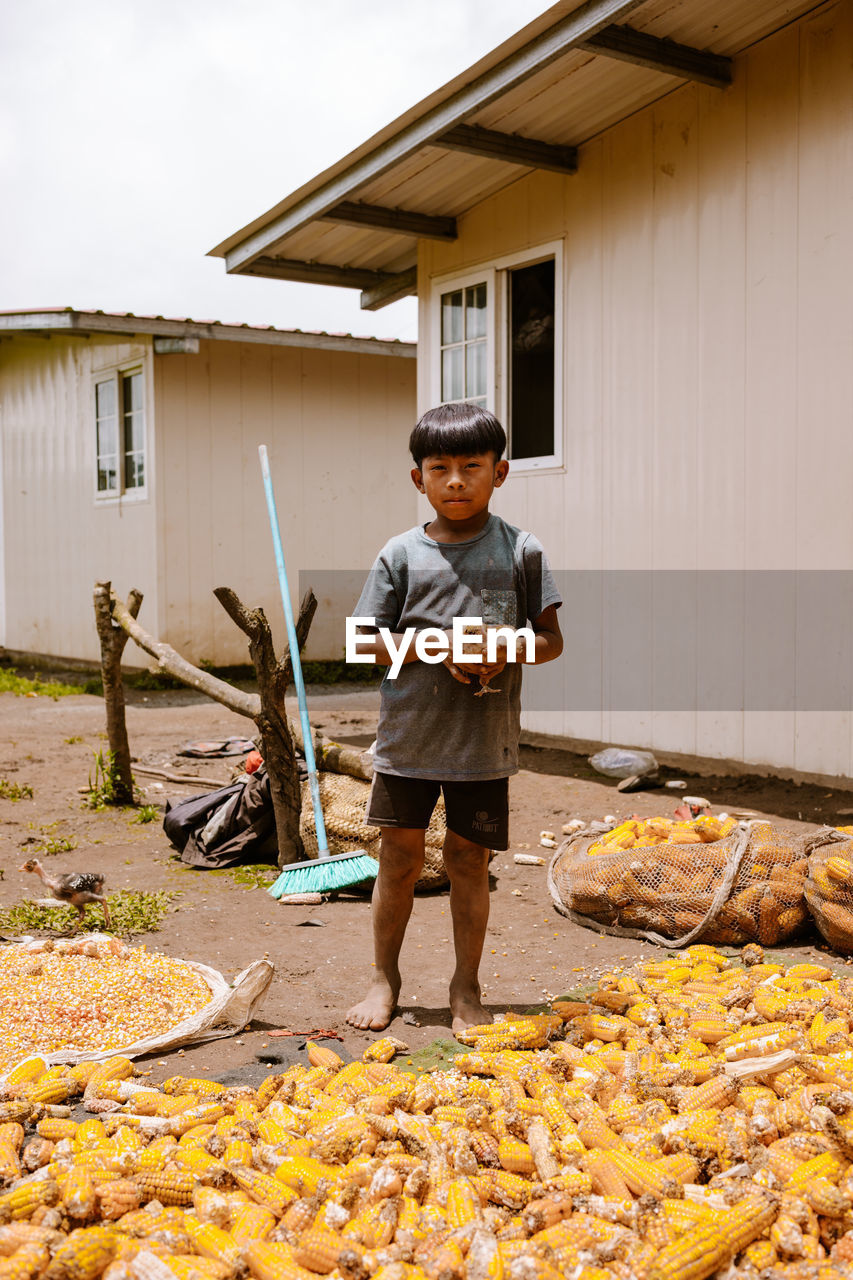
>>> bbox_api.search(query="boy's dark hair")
[409,402,506,466]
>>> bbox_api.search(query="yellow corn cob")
[230,1201,276,1244]
[4,1060,48,1088]
[292,1228,361,1274]
[784,1150,847,1192]
[305,1042,344,1071]
[0,1141,22,1182]
[608,1152,674,1199]
[19,1078,71,1106]
[86,1058,135,1088]
[42,1226,116,1280]
[825,856,853,884]
[181,1216,241,1268]
[168,1104,226,1136]
[244,1241,318,1280]
[61,1168,96,1221]
[445,1178,481,1228]
[677,1075,739,1113]
[170,1147,224,1178]
[646,1224,728,1280]
[161,1076,226,1098]
[497,1138,536,1176]
[95,1178,140,1221]
[230,1165,297,1215]
[73,1121,108,1151]
[132,1166,196,1207]
[0,1180,60,1222]
[0,1238,51,1280]
[223,1139,253,1167]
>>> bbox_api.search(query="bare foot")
[450,982,491,1035]
[346,977,399,1031]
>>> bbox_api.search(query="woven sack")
[804,827,853,952]
[547,820,812,948]
[299,773,451,890]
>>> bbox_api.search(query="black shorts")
[366,771,509,850]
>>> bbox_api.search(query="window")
[433,244,561,470]
[95,370,146,496]
[440,283,488,405]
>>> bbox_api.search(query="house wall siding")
[154,340,416,664]
[418,0,853,778]
[0,334,158,662]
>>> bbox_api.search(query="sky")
[1,0,549,343]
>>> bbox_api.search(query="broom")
[258,445,378,898]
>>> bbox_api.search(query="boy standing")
[347,402,563,1032]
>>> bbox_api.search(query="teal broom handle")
[258,445,329,858]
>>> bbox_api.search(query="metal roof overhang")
[210,0,822,310]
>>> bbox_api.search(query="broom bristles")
[268,852,378,899]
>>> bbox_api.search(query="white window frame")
[92,363,148,502]
[430,240,564,475]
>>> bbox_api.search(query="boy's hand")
[442,653,472,684]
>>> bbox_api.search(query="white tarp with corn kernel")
[0,936,274,1075]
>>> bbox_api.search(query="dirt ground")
[2,682,852,1084]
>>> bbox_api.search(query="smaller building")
[0,309,416,666]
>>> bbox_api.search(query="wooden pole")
[93,581,142,805]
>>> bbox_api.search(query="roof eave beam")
[436,124,577,174]
[224,0,645,274]
[321,201,457,240]
[581,24,732,88]
[360,267,418,312]
[241,256,404,291]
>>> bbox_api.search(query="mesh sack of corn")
[299,772,454,890]
[805,826,853,952]
[548,817,812,947]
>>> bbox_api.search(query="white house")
[211,0,853,783]
[0,309,416,666]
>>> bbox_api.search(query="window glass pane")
[125,453,145,489]
[98,457,117,493]
[466,340,486,399]
[123,372,145,488]
[465,284,487,339]
[441,290,463,344]
[508,260,555,460]
[96,380,117,421]
[442,346,464,401]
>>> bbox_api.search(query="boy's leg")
[443,830,492,1033]
[346,826,425,1031]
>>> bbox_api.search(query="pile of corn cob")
[3,946,853,1280]
[587,816,735,856]
[0,942,213,1077]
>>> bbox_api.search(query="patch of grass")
[82,749,133,810]
[64,735,84,745]
[0,889,181,938]
[130,805,160,825]
[82,677,104,696]
[0,778,34,801]
[0,667,79,699]
[229,864,278,890]
[34,835,78,856]
[397,1037,465,1076]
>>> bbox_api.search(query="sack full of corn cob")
[0,937,273,1078]
[2,944,853,1279]
[805,826,853,952]
[548,817,813,947]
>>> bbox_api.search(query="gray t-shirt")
[355,514,561,780]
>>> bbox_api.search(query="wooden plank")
[436,124,578,174]
[322,201,456,240]
[360,267,418,311]
[581,24,732,88]
[241,256,410,291]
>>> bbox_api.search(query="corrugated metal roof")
[211,0,824,307]
[0,308,415,358]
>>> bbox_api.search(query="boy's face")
[412,451,509,521]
